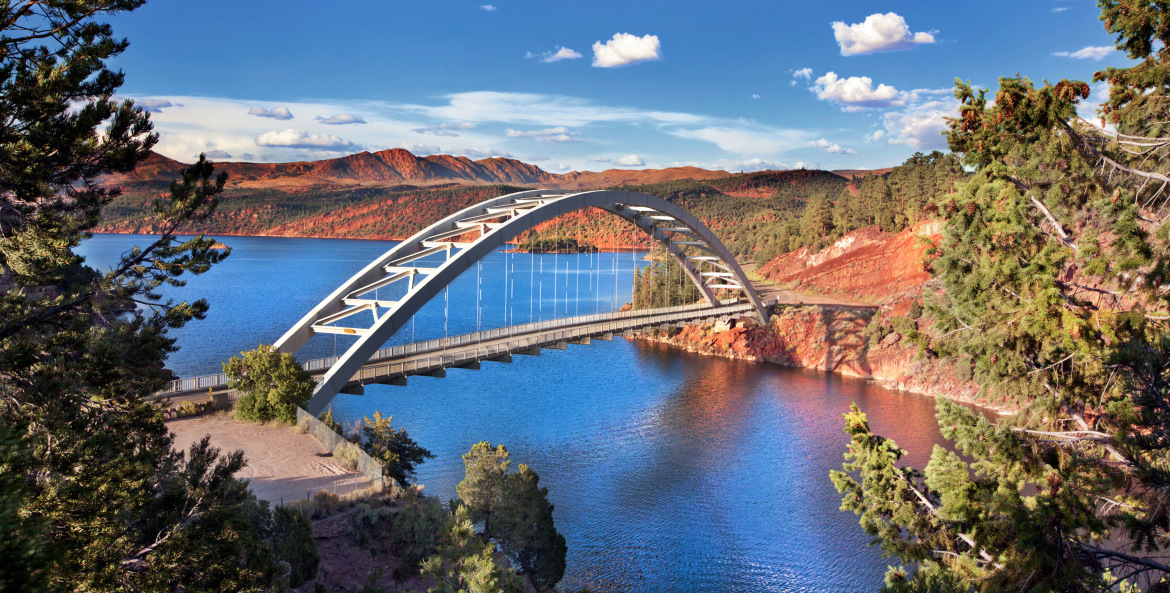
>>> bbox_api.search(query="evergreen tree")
[456,441,511,535]
[0,2,296,589]
[358,410,434,485]
[834,2,1170,590]
[493,465,567,592]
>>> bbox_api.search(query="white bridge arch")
[273,189,767,411]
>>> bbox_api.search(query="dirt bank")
[168,414,375,503]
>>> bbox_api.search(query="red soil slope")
[759,220,943,304]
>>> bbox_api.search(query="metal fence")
[157,298,754,396]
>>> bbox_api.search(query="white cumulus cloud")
[592,33,661,68]
[255,129,353,150]
[248,106,294,120]
[882,98,959,150]
[793,67,813,80]
[616,154,645,166]
[809,138,856,154]
[865,129,886,143]
[479,4,496,11]
[315,113,366,125]
[505,126,580,143]
[1053,46,1114,60]
[812,72,906,111]
[832,12,935,56]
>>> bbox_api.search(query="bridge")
[159,189,770,415]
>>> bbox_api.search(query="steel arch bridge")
[273,188,766,412]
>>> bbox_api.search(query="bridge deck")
[153,299,759,405]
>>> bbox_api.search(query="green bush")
[389,497,448,576]
[271,506,318,587]
[224,344,314,424]
[336,442,361,472]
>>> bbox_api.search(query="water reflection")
[76,234,963,593]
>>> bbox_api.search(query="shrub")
[224,344,314,424]
[336,442,361,471]
[177,400,200,417]
[318,406,343,434]
[271,506,318,587]
[388,497,448,576]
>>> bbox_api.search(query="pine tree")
[0,2,291,589]
[834,2,1170,590]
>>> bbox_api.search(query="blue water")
[78,234,952,593]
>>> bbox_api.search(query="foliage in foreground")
[0,1,318,589]
[834,2,1170,591]
[454,442,567,592]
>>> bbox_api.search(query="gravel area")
[168,414,375,504]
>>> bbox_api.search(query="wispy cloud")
[832,12,935,56]
[592,33,661,68]
[315,113,366,125]
[505,126,581,143]
[479,4,496,11]
[1053,46,1114,60]
[669,126,808,155]
[527,46,583,63]
[255,128,354,150]
[398,142,441,155]
[1051,6,1072,13]
[138,98,177,113]
[203,149,232,159]
[406,91,703,127]
[248,106,294,120]
[411,122,477,137]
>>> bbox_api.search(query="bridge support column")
[543,341,567,351]
[516,347,541,357]
[597,333,613,341]
[623,329,634,338]
[454,361,481,371]
[388,376,408,386]
[421,368,446,378]
[486,354,513,364]
[339,383,364,396]
[569,337,591,345]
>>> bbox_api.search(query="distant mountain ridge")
[109,149,743,193]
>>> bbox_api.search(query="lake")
[79,233,953,593]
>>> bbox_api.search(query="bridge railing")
[157,298,753,395]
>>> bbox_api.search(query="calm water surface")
[78,234,953,593]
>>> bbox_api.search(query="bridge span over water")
[160,189,770,414]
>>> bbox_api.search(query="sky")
[107,0,1131,173]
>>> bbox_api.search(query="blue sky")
[109,1,1129,172]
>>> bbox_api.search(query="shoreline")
[626,309,1013,417]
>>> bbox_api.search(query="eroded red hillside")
[759,220,942,304]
